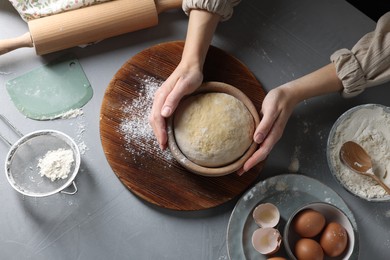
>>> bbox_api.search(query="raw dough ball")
[173,92,254,167]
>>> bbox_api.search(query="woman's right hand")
[149,9,221,150]
[149,61,203,150]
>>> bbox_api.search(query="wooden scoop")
[0,0,182,55]
[340,141,390,194]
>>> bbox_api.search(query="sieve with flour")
[0,114,80,197]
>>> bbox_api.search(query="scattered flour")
[288,146,300,173]
[0,71,12,75]
[74,114,88,155]
[274,180,288,191]
[243,188,256,201]
[66,109,88,155]
[119,75,173,162]
[328,105,390,199]
[218,255,228,260]
[37,148,74,181]
[59,108,84,119]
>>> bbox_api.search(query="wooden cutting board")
[100,41,266,211]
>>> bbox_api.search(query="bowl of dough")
[327,104,390,201]
[167,81,260,177]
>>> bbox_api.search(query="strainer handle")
[60,181,78,195]
[0,114,23,146]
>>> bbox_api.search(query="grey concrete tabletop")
[0,0,389,259]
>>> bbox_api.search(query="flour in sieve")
[37,148,74,181]
[119,75,173,163]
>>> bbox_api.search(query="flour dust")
[119,75,173,164]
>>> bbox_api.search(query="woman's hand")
[149,63,203,150]
[237,63,343,175]
[237,85,297,175]
[149,9,220,150]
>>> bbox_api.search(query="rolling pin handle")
[156,0,182,14]
[0,32,34,55]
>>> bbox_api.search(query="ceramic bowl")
[326,104,390,202]
[283,202,355,260]
[167,81,260,177]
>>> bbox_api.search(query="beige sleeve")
[182,0,241,21]
[330,12,390,98]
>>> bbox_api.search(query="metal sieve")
[0,115,80,197]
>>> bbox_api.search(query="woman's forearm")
[181,9,221,69]
[282,63,344,105]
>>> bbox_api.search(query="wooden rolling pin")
[0,0,182,55]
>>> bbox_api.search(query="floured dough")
[173,92,254,167]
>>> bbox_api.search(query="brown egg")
[320,222,348,257]
[267,257,287,260]
[295,238,324,260]
[292,209,326,237]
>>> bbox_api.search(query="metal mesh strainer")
[1,115,80,197]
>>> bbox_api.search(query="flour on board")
[119,75,173,162]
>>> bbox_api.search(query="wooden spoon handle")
[0,32,33,55]
[370,174,390,195]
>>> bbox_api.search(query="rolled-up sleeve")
[331,12,390,98]
[182,0,241,21]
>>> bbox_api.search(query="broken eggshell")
[252,203,280,228]
[251,227,282,255]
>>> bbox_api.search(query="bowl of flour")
[327,104,390,201]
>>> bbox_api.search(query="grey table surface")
[0,0,389,259]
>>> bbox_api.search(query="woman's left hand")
[237,85,297,175]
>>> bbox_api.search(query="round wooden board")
[100,41,266,211]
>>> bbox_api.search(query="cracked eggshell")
[252,203,280,228]
[251,227,282,255]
